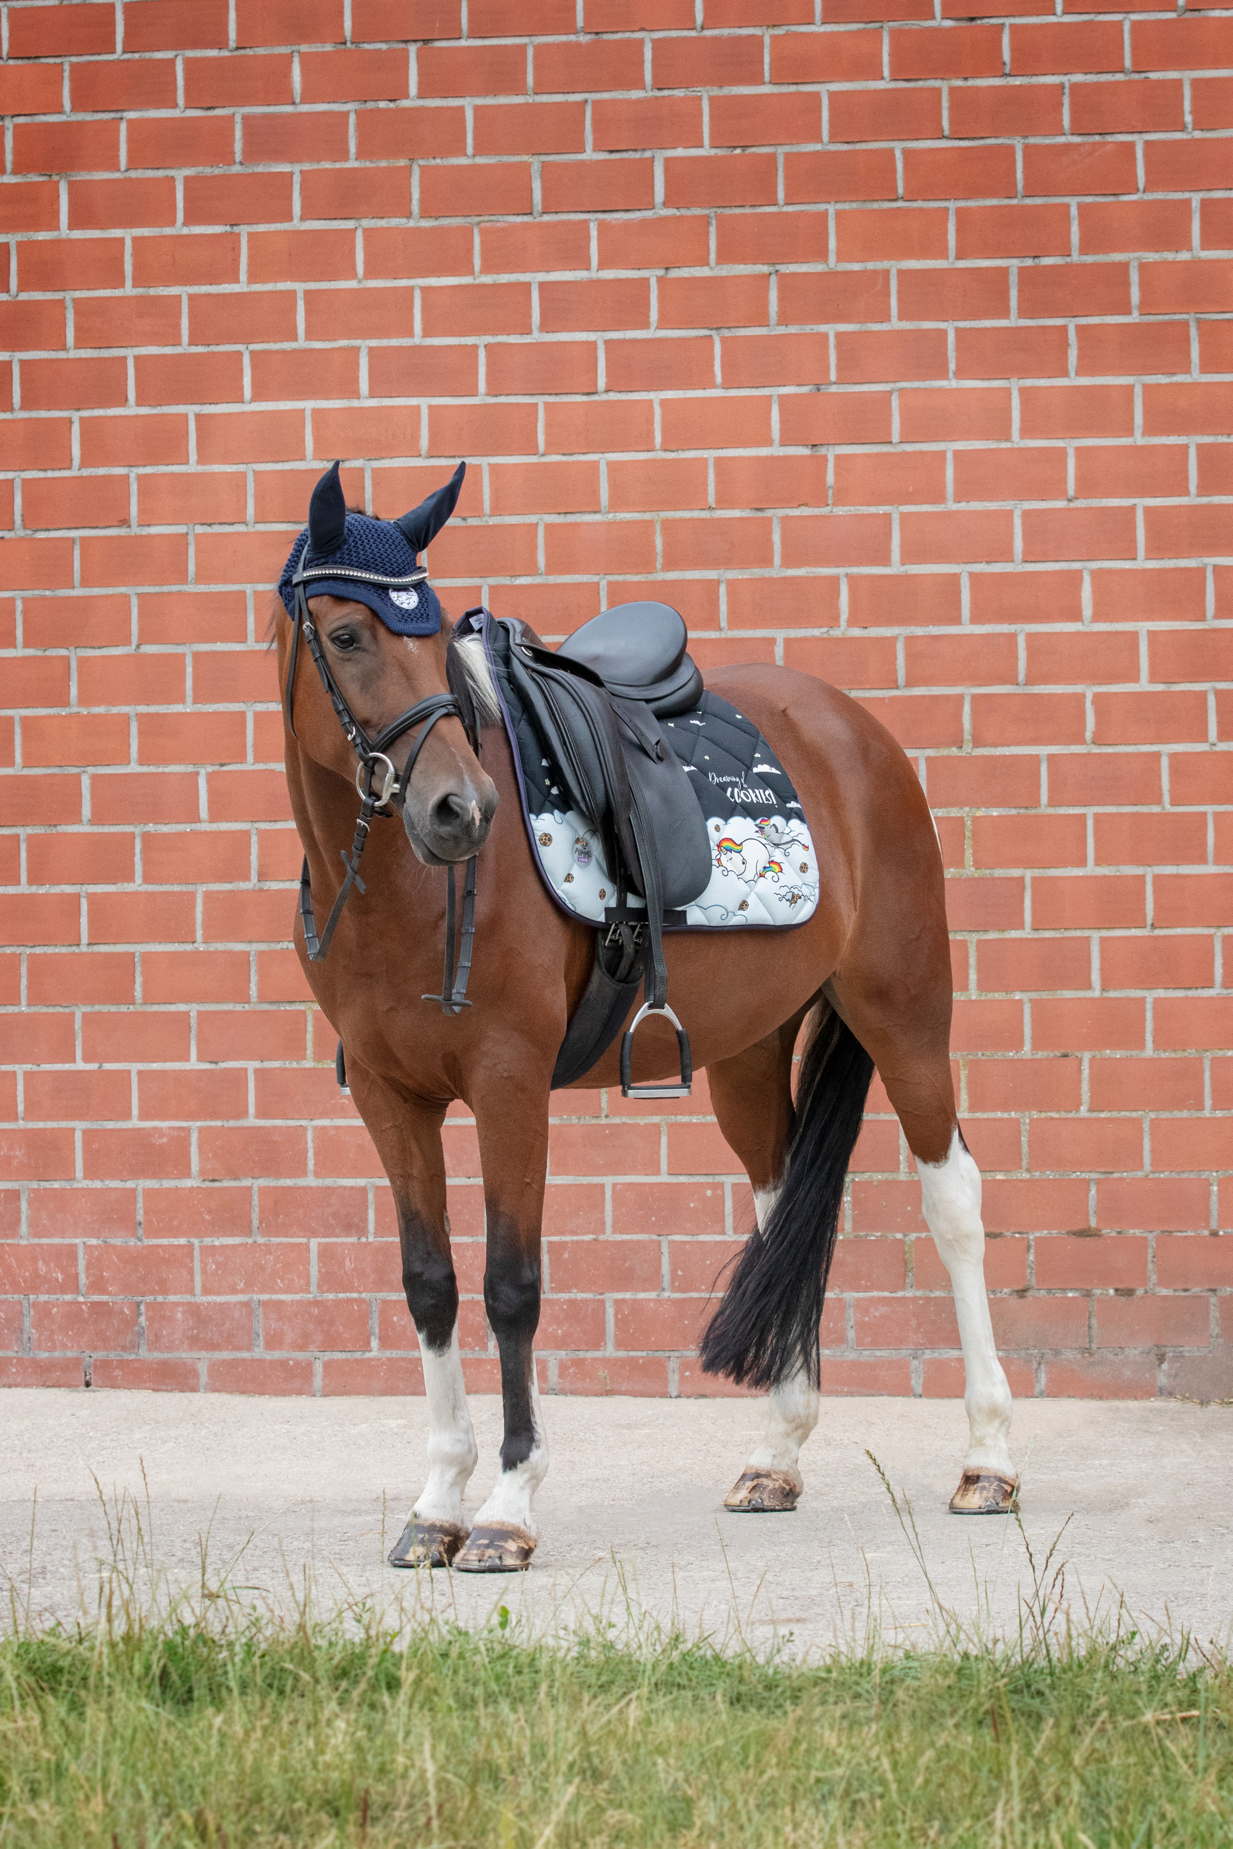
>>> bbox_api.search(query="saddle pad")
[494,655,821,932]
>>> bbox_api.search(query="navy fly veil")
[278,459,466,637]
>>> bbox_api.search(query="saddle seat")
[556,600,703,717]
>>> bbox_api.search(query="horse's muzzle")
[404,784,497,865]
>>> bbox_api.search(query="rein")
[285,574,479,1013]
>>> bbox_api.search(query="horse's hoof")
[949,1470,1019,1515]
[724,1467,802,1512]
[387,1518,467,1569]
[453,1520,537,1573]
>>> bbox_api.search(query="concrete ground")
[3,1390,1231,1657]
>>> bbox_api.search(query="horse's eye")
[328,629,358,653]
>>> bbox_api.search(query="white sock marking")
[412,1329,478,1528]
[471,1366,548,1536]
[916,1130,1015,1477]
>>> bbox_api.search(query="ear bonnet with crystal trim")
[278,459,466,637]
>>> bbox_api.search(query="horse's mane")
[449,631,500,727]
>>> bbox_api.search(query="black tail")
[699,1005,874,1391]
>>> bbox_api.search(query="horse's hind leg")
[915,1127,1018,1512]
[345,1066,478,1568]
[707,1014,820,1513]
[828,971,1018,1515]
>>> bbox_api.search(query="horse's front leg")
[454,1076,551,1573]
[345,1065,478,1569]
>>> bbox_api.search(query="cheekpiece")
[278,458,466,638]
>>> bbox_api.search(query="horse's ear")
[308,460,346,556]
[395,461,466,555]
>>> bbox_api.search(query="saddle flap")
[505,642,629,834]
[609,695,712,911]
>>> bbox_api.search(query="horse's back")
[705,658,931,810]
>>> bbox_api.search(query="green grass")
[1,1609,1230,1848]
[2,1468,1228,1845]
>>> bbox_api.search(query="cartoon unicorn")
[755,815,808,854]
[715,834,784,886]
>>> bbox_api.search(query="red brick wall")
[2,0,1230,1400]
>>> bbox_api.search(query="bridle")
[283,567,479,1013]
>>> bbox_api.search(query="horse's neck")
[283,733,354,887]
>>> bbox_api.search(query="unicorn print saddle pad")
[490,637,821,934]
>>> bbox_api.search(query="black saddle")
[466,604,712,1097]
[557,600,703,717]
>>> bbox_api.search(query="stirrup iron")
[619,1000,692,1099]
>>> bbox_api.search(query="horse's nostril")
[431,791,472,833]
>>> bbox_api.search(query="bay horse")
[274,462,1019,1573]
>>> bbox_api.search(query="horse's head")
[277,461,498,866]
